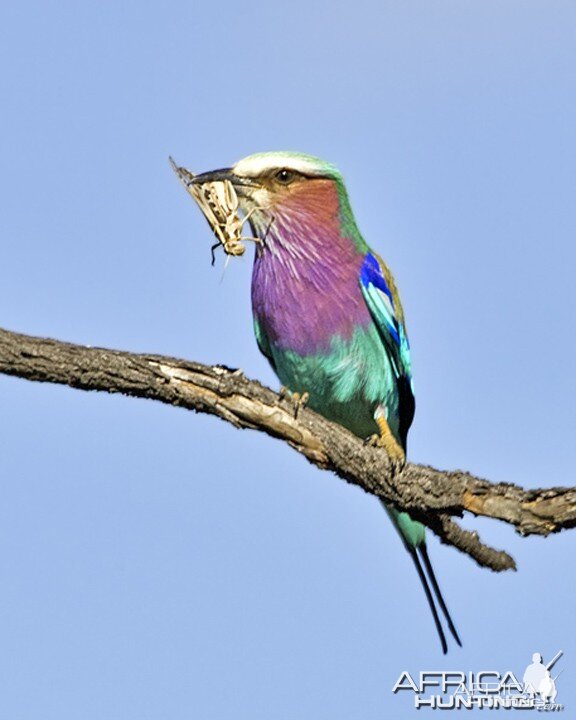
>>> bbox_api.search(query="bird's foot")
[366,414,406,472]
[279,387,310,419]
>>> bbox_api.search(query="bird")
[189,151,462,653]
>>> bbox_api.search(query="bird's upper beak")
[191,168,258,194]
[190,168,235,184]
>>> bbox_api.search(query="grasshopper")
[170,157,261,265]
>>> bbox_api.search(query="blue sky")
[0,1,575,717]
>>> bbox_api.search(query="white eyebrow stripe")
[233,153,327,178]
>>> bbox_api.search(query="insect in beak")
[169,157,262,265]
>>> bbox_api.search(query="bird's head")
[192,152,363,250]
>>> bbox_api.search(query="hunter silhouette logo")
[523,651,563,706]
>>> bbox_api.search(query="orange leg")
[367,410,406,466]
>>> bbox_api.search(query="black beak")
[169,157,259,198]
[191,168,235,184]
[191,168,258,190]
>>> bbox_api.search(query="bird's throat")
[251,206,371,356]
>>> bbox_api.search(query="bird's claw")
[279,387,309,419]
[365,432,406,472]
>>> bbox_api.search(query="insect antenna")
[210,241,220,267]
[219,253,233,283]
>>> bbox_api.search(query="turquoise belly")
[270,323,400,440]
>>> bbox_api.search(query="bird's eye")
[274,169,296,185]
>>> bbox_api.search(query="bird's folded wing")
[359,252,413,386]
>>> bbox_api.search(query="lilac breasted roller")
[190,152,461,653]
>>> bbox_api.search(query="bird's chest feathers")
[251,227,370,356]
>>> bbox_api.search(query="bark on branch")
[1,326,575,572]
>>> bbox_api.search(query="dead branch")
[1,326,574,572]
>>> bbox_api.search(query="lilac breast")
[251,222,372,356]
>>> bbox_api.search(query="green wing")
[359,251,415,447]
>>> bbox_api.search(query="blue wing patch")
[360,253,401,346]
[360,252,412,383]
[360,253,394,300]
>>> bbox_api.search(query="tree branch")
[1,326,575,572]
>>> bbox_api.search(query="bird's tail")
[418,543,462,650]
[384,504,461,654]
